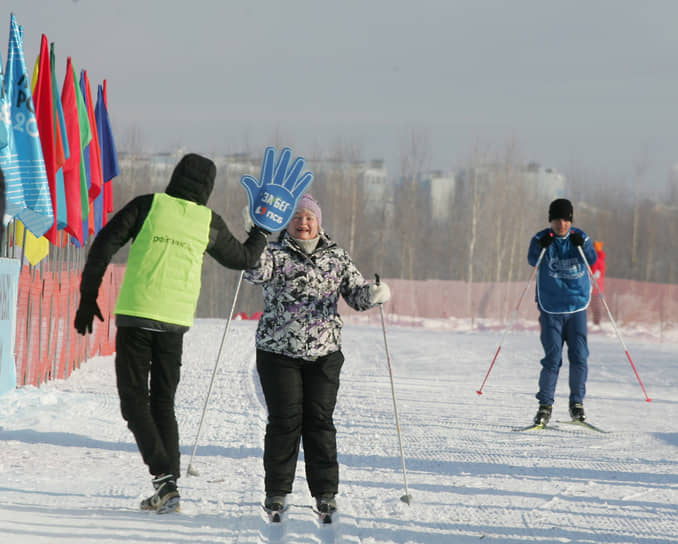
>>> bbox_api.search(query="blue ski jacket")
[527,227,597,314]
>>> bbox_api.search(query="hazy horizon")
[7,1,678,193]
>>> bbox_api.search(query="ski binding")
[313,508,334,524]
[262,504,288,522]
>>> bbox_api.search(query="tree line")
[112,141,678,318]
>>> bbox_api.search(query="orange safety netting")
[339,277,678,340]
[14,264,124,386]
[13,271,678,388]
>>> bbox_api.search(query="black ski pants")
[256,349,344,497]
[115,326,183,479]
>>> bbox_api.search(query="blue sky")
[7,1,678,191]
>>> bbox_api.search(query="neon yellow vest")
[114,194,211,327]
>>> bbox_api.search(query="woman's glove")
[242,206,255,233]
[369,282,391,305]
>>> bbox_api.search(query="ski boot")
[264,494,287,512]
[140,474,180,514]
[569,402,586,422]
[264,494,287,522]
[533,404,552,426]
[315,493,337,514]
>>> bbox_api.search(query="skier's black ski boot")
[264,494,287,522]
[140,474,180,514]
[533,404,552,426]
[569,402,586,422]
[315,493,337,523]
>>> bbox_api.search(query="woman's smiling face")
[287,208,320,240]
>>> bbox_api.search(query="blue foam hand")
[240,147,314,232]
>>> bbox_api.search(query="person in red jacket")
[590,241,606,325]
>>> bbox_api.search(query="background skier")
[244,194,391,516]
[527,198,597,427]
[590,240,606,325]
[74,153,267,513]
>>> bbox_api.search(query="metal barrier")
[0,258,20,395]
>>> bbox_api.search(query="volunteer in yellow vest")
[74,154,267,514]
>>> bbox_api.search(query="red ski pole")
[476,247,546,395]
[576,244,652,402]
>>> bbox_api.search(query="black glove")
[74,299,104,335]
[570,232,585,246]
[252,225,271,236]
[538,234,554,249]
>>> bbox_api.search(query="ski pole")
[576,244,652,402]
[476,247,546,395]
[186,270,245,477]
[375,274,412,505]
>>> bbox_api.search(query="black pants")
[256,349,344,497]
[115,327,183,479]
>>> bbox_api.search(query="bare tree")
[396,129,430,280]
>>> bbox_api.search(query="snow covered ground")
[0,317,677,543]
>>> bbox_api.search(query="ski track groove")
[1,321,677,542]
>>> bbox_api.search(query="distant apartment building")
[428,170,456,223]
[427,162,566,222]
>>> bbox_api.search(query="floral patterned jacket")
[244,231,374,360]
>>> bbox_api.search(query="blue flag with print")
[0,66,7,153]
[93,84,119,234]
[240,147,313,232]
[0,14,54,238]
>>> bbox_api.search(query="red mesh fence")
[14,264,124,387]
[340,278,678,342]
[13,270,677,388]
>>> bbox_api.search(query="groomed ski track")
[0,319,677,543]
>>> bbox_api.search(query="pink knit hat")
[296,194,322,227]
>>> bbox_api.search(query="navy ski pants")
[256,349,344,498]
[536,310,589,406]
[115,327,183,479]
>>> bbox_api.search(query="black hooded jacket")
[79,154,267,328]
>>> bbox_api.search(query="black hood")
[165,153,216,205]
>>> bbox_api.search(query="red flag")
[60,57,84,244]
[84,71,103,195]
[82,70,103,236]
[32,34,58,244]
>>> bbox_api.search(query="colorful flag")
[14,220,48,265]
[0,59,7,153]
[32,34,58,244]
[80,70,102,238]
[94,82,118,232]
[102,80,115,218]
[73,66,91,246]
[51,42,69,233]
[0,14,53,238]
[61,56,90,246]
